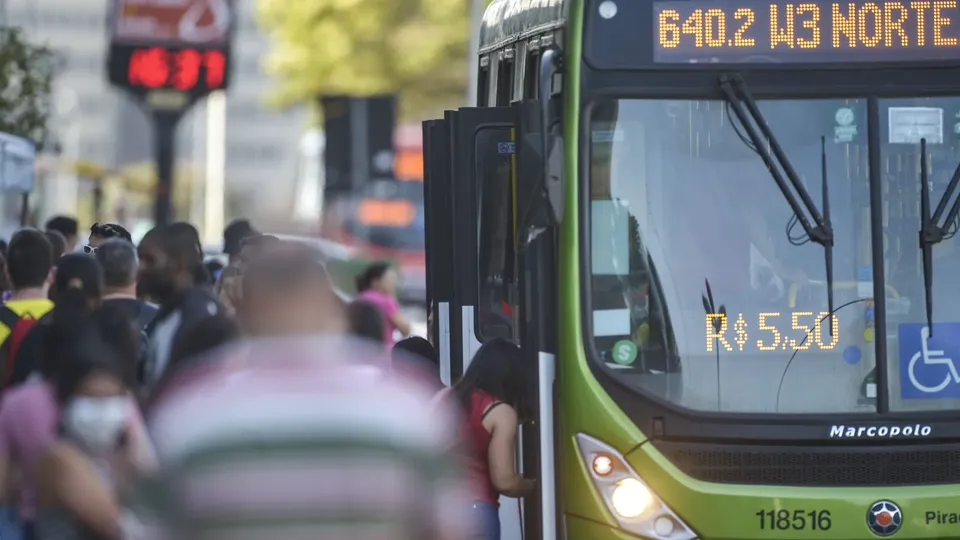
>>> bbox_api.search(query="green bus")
[421,0,960,537]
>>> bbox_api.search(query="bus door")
[512,99,560,540]
[423,106,538,540]
[422,117,458,385]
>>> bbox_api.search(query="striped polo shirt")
[140,335,470,540]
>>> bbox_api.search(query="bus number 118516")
[756,509,832,531]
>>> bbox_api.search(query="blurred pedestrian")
[44,216,78,253]
[0,230,54,385]
[12,253,103,386]
[34,353,139,540]
[86,222,132,252]
[96,239,157,329]
[145,334,470,540]
[138,224,221,394]
[0,293,151,540]
[0,263,97,540]
[355,262,411,346]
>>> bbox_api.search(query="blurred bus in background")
[322,126,426,305]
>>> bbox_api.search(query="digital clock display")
[706,312,840,352]
[107,44,230,104]
[653,0,960,63]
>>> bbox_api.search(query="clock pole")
[152,110,181,227]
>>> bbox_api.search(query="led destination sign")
[654,0,960,63]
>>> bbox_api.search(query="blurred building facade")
[3,0,306,235]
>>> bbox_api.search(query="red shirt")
[464,390,501,506]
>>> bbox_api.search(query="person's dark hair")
[95,238,138,288]
[168,314,239,373]
[451,338,525,412]
[45,230,66,259]
[40,270,110,383]
[51,253,104,307]
[45,216,78,240]
[348,300,385,343]
[89,222,132,243]
[171,222,208,285]
[7,229,53,290]
[143,222,206,286]
[355,262,392,293]
[393,336,437,366]
[0,239,9,259]
[53,351,131,405]
[223,219,257,257]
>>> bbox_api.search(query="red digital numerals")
[127,47,226,91]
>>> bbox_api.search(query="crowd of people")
[0,215,535,540]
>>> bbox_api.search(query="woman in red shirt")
[450,338,536,540]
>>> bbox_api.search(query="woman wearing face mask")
[34,349,136,540]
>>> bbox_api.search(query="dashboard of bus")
[586,96,960,415]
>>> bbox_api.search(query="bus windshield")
[588,97,960,414]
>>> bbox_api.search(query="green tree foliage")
[257,0,468,120]
[0,27,54,144]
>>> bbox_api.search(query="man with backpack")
[0,230,54,387]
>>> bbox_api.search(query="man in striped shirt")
[142,336,470,540]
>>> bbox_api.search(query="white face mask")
[63,396,128,452]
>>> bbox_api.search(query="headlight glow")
[576,433,698,540]
[610,478,653,518]
[592,454,614,476]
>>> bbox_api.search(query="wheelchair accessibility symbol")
[899,323,960,399]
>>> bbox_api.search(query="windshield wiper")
[719,74,835,321]
[918,138,960,336]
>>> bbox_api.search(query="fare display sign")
[653,0,960,63]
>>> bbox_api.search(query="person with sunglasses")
[84,223,133,254]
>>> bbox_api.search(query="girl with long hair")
[449,338,536,540]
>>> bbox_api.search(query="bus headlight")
[576,434,697,540]
[610,478,653,518]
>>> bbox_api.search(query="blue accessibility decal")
[899,323,960,399]
[497,142,515,154]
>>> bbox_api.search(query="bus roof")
[479,0,566,54]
